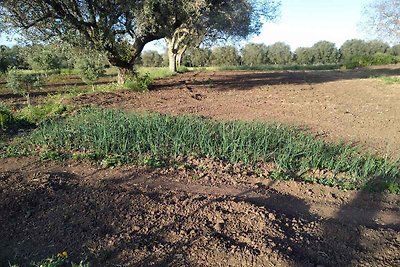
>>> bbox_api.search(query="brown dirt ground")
[1,67,400,266]
[0,157,399,267]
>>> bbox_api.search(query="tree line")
[1,39,400,74]
[0,0,398,77]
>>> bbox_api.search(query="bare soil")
[1,67,400,266]
[0,157,399,267]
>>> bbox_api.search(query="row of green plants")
[19,108,399,193]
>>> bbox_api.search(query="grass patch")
[200,64,342,72]
[378,76,400,85]
[25,108,399,193]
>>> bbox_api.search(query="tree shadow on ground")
[152,66,400,92]
[0,164,398,267]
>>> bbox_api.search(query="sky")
[250,0,368,50]
[145,0,370,52]
[0,0,371,51]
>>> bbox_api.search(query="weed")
[378,76,400,85]
[9,251,89,267]
[124,73,152,92]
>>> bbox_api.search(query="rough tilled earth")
[0,157,399,267]
[1,67,400,266]
[72,67,400,156]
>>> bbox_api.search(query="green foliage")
[267,42,292,65]
[378,76,400,85]
[26,47,63,74]
[76,59,105,89]
[241,43,269,66]
[365,40,390,55]
[294,47,314,65]
[183,48,211,67]
[123,73,153,92]
[344,53,400,69]
[310,41,339,64]
[28,108,400,192]
[17,98,69,124]
[390,44,400,56]
[10,251,89,267]
[0,45,28,72]
[0,104,14,130]
[340,39,368,62]
[6,68,44,105]
[141,50,164,67]
[211,46,241,66]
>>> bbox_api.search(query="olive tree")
[211,46,241,66]
[241,43,269,66]
[267,42,292,65]
[310,41,339,64]
[165,0,281,72]
[0,0,208,84]
[294,47,314,65]
[141,51,164,67]
[340,39,368,62]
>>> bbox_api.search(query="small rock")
[268,213,276,221]
[214,221,224,231]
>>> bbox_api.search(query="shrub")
[0,104,14,130]
[76,58,105,91]
[27,48,63,76]
[344,53,400,69]
[6,68,45,106]
[124,73,152,91]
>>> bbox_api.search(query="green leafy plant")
[6,68,44,106]
[124,73,152,92]
[76,58,105,91]
[0,104,14,130]
[10,251,89,267]
[27,108,400,193]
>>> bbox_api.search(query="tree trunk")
[168,50,177,73]
[117,68,129,85]
[176,52,182,70]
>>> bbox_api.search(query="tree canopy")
[362,0,400,43]
[0,1,222,80]
[165,0,281,71]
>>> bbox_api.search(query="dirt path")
[72,68,400,156]
[1,157,399,266]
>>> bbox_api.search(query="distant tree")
[340,39,368,61]
[183,48,211,67]
[267,42,292,65]
[26,46,63,75]
[6,68,44,106]
[365,40,390,55]
[310,41,339,64]
[141,51,164,67]
[75,49,106,91]
[362,0,400,43]
[390,44,400,56]
[0,45,28,72]
[294,47,314,65]
[211,46,241,66]
[241,43,269,66]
